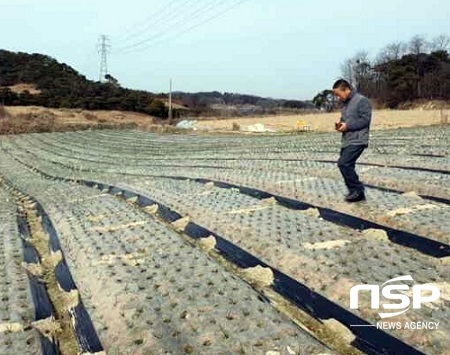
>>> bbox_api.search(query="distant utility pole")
[348,61,354,89]
[348,59,361,90]
[168,79,173,122]
[97,35,111,82]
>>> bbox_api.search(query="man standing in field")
[332,79,372,202]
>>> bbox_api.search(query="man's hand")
[337,122,348,132]
[335,121,349,132]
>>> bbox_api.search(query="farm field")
[195,109,450,132]
[0,125,449,355]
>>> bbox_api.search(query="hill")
[0,50,167,117]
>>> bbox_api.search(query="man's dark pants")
[338,144,367,194]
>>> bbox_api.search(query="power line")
[112,0,198,46]
[114,0,224,52]
[116,0,249,54]
[114,0,236,53]
[112,0,180,41]
[97,35,111,82]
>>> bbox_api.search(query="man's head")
[332,79,352,102]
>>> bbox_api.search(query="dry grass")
[441,110,449,124]
[0,106,155,134]
[2,105,449,135]
[6,84,41,95]
[195,109,450,133]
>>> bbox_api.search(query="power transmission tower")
[97,35,111,82]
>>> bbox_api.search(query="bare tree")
[340,58,353,84]
[376,42,406,63]
[340,52,370,90]
[431,34,450,52]
[354,51,370,63]
[408,35,430,98]
[409,35,429,55]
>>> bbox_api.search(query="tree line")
[314,34,450,110]
[173,91,313,116]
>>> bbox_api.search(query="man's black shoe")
[344,191,357,199]
[345,191,366,202]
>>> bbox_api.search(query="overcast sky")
[1,0,449,100]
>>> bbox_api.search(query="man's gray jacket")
[339,91,372,148]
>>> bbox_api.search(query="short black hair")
[333,79,351,90]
